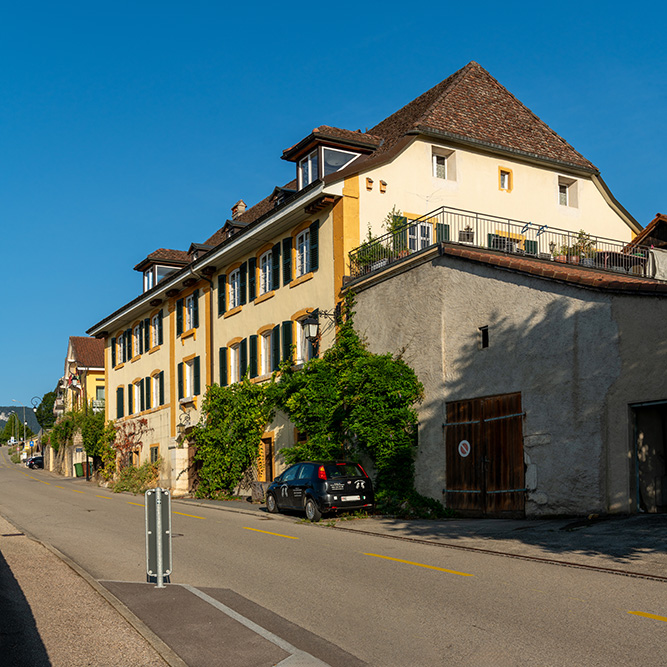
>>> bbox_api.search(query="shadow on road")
[0,547,51,666]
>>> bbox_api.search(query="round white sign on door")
[458,440,471,458]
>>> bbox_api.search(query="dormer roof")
[133,248,191,273]
[282,125,383,162]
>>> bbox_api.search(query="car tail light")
[318,466,327,480]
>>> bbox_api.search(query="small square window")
[433,154,447,179]
[499,169,512,192]
[558,176,578,208]
[432,148,455,180]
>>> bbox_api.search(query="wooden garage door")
[445,392,525,517]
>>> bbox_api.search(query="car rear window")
[324,463,365,478]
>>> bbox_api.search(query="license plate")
[342,495,361,501]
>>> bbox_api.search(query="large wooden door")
[445,392,525,517]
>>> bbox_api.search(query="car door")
[291,463,315,508]
[276,464,299,509]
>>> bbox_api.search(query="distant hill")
[0,407,42,435]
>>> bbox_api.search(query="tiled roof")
[441,245,667,295]
[627,213,667,249]
[282,125,382,160]
[368,61,596,171]
[70,336,105,368]
[133,248,190,272]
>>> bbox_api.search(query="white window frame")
[152,374,160,407]
[229,269,241,309]
[133,324,141,356]
[229,345,240,384]
[261,332,272,376]
[133,382,141,414]
[433,154,447,179]
[295,319,314,365]
[151,312,160,348]
[321,147,360,177]
[298,149,319,189]
[184,359,194,398]
[259,251,272,295]
[431,147,456,181]
[500,170,511,191]
[185,293,195,330]
[143,269,154,292]
[408,221,432,251]
[296,229,310,277]
[116,333,124,364]
[558,176,578,208]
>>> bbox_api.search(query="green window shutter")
[249,335,258,378]
[396,218,407,253]
[139,378,145,412]
[145,376,151,409]
[240,339,248,378]
[176,299,184,335]
[144,318,151,350]
[193,356,201,396]
[219,347,228,386]
[271,325,280,371]
[309,220,319,271]
[282,320,293,363]
[193,289,199,328]
[248,258,256,301]
[239,263,247,305]
[488,233,497,249]
[282,237,292,284]
[525,240,538,255]
[272,244,281,290]
[138,321,144,354]
[177,362,184,400]
[220,274,228,313]
[158,310,164,345]
[159,371,165,405]
[111,338,116,368]
[436,223,450,242]
[116,387,124,419]
[128,384,134,415]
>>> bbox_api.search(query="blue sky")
[1,1,665,406]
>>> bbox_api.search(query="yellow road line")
[54,486,65,489]
[364,553,473,577]
[96,495,112,500]
[244,527,298,540]
[628,611,667,622]
[31,477,50,485]
[174,511,205,519]
[72,490,85,494]
[127,502,144,507]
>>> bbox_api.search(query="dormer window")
[142,265,180,293]
[299,150,318,189]
[322,147,359,176]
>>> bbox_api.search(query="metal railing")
[349,205,653,280]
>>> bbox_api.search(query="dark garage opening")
[632,401,667,513]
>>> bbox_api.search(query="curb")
[0,512,187,667]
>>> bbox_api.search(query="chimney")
[231,199,247,220]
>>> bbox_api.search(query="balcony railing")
[349,205,655,281]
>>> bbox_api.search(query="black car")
[27,456,44,469]
[266,461,374,521]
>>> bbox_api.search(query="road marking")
[244,527,299,540]
[54,486,65,489]
[628,611,667,623]
[127,502,144,507]
[364,553,473,577]
[174,511,205,519]
[72,490,85,494]
[96,495,112,500]
[31,478,50,485]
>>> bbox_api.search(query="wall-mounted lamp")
[303,310,320,342]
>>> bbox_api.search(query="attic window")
[299,151,318,189]
[143,265,180,293]
[558,176,578,208]
[322,148,359,176]
[432,147,456,180]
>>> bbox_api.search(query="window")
[143,270,154,292]
[178,357,200,399]
[152,375,160,407]
[133,382,142,413]
[96,386,105,401]
[499,168,512,192]
[259,251,272,295]
[408,221,432,251]
[229,269,241,308]
[185,294,195,330]
[299,150,318,189]
[558,176,578,208]
[133,324,141,356]
[117,333,125,364]
[229,345,239,384]
[296,229,310,277]
[296,319,316,365]
[432,147,456,180]
[151,311,162,347]
[150,446,159,464]
[261,331,272,375]
[322,147,359,176]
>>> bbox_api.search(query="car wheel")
[305,497,321,522]
[266,493,279,514]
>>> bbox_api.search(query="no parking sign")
[458,440,471,458]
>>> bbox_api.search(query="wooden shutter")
[193,356,201,396]
[282,237,292,284]
[193,289,199,328]
[157,310,164,345]
[177,363,184,399]
[145,376,151,409]
[116,386,124,418]
[159,371,165,405]
[239,263,247,305]
[525,240,538,255]
[240,339,248,378]
[144,318,150,350]
[139,379,145,411]
[218,275,227,315]
[282,321,293,363]
[138,321,144,354]
[111,338,116,368]
[248,258,256,301]
[128,384,134,415]
[176,299,184,335]
[436,223,450,242]
[271,325,280,371]
[219,347,228,386]
[249,335,258,378]
[309,220,319,271]
[272,243,281,290]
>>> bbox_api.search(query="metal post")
[155,488,165,588]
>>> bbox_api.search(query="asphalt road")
[1,452,666,666]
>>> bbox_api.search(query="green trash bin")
[74,462,84,477]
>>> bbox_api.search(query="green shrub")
[111,459,161,495]
[375,490,455,520]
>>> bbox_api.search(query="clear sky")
[1,1,665,406]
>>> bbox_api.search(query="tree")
[0,412,34,444]
[35,391,56,430]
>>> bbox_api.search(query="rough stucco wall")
[352,254,624,516]
[605,296,667,512]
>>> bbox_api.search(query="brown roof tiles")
[70,336,105,368]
